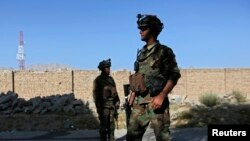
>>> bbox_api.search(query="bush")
[199,93,221,107]
[232,91,247,103]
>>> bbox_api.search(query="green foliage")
[199,93,221,107]
[232,91,247,103]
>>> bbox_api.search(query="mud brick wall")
[14,71,73,99]
[0,70,13,93]
[225,69,250,97]
[184,69,226,102]
[0,68,250,103]
[73,70,99,108]
[111,70,131,103]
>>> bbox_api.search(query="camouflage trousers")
[97,108,116,141]
[126,100,171,141]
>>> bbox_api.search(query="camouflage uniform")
[126,42,181,140]
[126,14,181,141]
[93,59,120,141]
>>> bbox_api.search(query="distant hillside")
[0,67,14,70]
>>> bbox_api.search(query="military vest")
[96,75,117,108]
[136,43,176,104]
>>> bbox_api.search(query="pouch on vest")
[129,72,147,93]
[103,86,112,98]
[128,73,148,105]
[103,86,116,108]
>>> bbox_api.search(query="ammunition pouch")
[129,72,166,97]
[103,86,118,99]
[128,73,148,105]
[103,86,112,98]
[129,73,147,93]
[103,86,119,108]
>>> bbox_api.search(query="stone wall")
[73,70,100,109]
[0,68,250,106]
[0,70,13,93]
[178,69,226,102]
[14,71,73,98]
[173,69,250,102]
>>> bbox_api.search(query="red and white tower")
[16,31,25,70]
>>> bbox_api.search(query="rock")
[13,107,23,113]
[73,100,83,106]
[11,98,18,108]
[24,106,33,114]
[49,96,68,112]
[30,97,42,108]
[33,101,52,114]
[64,105,76,115]
[0,102,11,111]
[75,106,84,114]
[169,95,183,104]
[0,92,95,117]
[0,92,17,104]
[40,108,48,114]
[1,108,12,114]
[17,98,31,107]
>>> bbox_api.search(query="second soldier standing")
[93,59,120,141]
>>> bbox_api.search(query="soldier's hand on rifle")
[128,91,136,106]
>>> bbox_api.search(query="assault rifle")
[123,84,131,127]
[114,105,119,129]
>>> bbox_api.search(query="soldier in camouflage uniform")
[126,14,181,141]
[93,59,120,141]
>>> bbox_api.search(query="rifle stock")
[123,84,131,126]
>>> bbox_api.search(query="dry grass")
[232,91,247,103]
[170,103,250,128]
[199,93,221,107]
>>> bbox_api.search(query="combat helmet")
[137,14,164,35]
[98,58,111,70]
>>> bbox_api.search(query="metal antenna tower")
[16,31,25,70]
